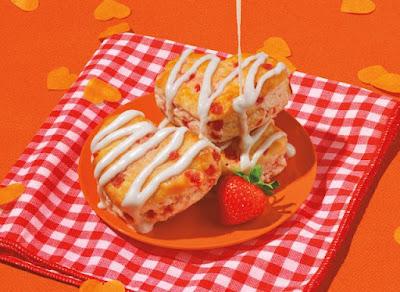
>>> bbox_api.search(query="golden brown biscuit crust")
[221,122,288,181]
[155,53,292,143]
[92,112,222,229]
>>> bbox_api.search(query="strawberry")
[217,165,279,225]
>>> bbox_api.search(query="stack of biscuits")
[155,52,293,181]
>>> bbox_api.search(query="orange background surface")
[0,0,399,291]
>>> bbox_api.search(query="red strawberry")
[217,165,279,225]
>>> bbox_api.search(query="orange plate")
[79,95,317,250]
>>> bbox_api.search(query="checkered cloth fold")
[0,33,399,291]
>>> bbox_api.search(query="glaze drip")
[91,110,211,233]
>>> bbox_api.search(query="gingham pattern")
[0,33,399,291]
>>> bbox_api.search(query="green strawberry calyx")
[234,165,280,196]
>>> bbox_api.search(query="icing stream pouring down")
[164,49,288,170]
[163,0,296,171]
[166,47,296,170]
[163,0,294,171]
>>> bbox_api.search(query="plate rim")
[78,95,317,250]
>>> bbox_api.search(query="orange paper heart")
[94,0,131,21]
[84,78,122,104]
[357,65,388,84]
[47,67,78,90]
[80,279,101,292]
[11,0,39,11]
[99,22,131,40]
[274,55,297,73]
[0,183,25,205]
[260,37,291,58]
[99,280,125,292]
[341,0,376,14]
[371,73,400,93]
[395,227,400,245]
[80,279,125,292]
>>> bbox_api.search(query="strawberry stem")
[233,165,279,196]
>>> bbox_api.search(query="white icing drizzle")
[223,124,289,168]
[197,55,220,137]
[165,50,272,140]
[94,122,156,179]
[233,55,286,112]
[91,109,212,233]
[238,122,269,167]
[165,49,219,122]
[158,118,170,129]
[123,139,209,209]
[93,122,153,154]
[123,127,188,207]
[91,110,144,152]
[286,143,296,158]
[98,127,177,187]
[235,0,293,170]
[165,48,286,171]
[250,132,287,167]
[126,138,211,234]
[135,221,154,234]
[165,49,193,121]
[236,0,243,98]
[219,140,232,150]
[143,140,209,196]
[235,54,286,170]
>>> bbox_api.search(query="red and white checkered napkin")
[0,33,399,291]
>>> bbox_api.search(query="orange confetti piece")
[11,0,39,11]
[79,279,125,292]
[371,73,400,93]
[357,65,388,84]
[341,0,376,14]
[80,279,102,292]
[261,37,291,58]
[47,67,78,90]
[99,22,131,40]
[0,183,25,205]
[101,280,125,292]
[274,56,297,73]
[394,226,400,245]
[84,78,122,104]
[94,0,131,21]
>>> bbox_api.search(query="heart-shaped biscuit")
[84,78,122,104]
[341,0,376,14]
[94,0,131,21]
[11,0,39,12]
[47,67,78,90]
[0,183,25,205]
